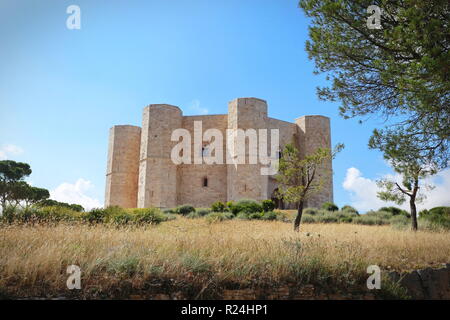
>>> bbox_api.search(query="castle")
[105,97,333,209]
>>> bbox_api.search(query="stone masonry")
[105,97,333,209]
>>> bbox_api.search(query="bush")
[352,215,389,226]
[379,206,410,217]
[176,205,195,215]
[132,208,167,225]
[303,208,319,215]
[196,208,211,216]
[261,200,275,212]
[341,205,359,215]
[339,216,353,223]
[419,207,450,230]
[211,201,226,212]
[322,202,339,211]
[390,215,410,229]
[366,210,393,220]
[205,212,234,223]
[316,214,339,223]
[83,208,111,224]
[186,212,200,219]
[261,211,277,220]
[301,214,316,223]
[228,199,263,215]
[111,211,133,225]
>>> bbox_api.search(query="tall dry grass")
[1,218,449,297]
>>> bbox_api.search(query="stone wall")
[389,264,450,299]
[105,125,141,208]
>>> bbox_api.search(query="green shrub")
[339,216,353,223]
[316,214,339,223]
[176,205,195,215]
[205,212,234,223]
[132,208,167,225]
[275,210,290,222]
[111,211,133,225]
[301,214,316,223]
[379,206,410,217]
[83,208,109,224]
[341,205,359,215]
[236,212,249,220]
[429,206,450,217]
[322,202,339,211]
[366,210,393,220]
[419,208,450,230]
[352,215,389,226]
[186,212,200,219]
[228,199,263,215]
[390,215,410,229]
[196,208,211,216]
[261,199,275,212]
[163,208,176,214]
[303,208,319,215]
[261,211,277,220]
[211,201,226,212]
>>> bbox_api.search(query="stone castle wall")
[105,98,333,209]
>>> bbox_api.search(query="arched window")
[203,177,208,187]
[202,146,209,157]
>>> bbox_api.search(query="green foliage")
[176,205,195,215]
[0,160,50,210]
[196,208,211,216]
[211,201,226,212]
[341,205,359,215]
[228,199,263,215]
[300,0,449,165]
[186,212,200,219]
[352,215,389,226]
[419,206,450,230]
[379,206,410,217]
[303,208,319,215]
[38,199,84,212]
[205,212,234,223]
[261,211,277,221]
[261,199,275,212]
[322,202,338,211]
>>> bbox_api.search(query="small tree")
[276,143,343,231]
[370,131,440,231]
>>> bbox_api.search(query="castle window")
[202,146,209,157]
[203,177,208,187]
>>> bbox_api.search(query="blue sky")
[1,0,448,211]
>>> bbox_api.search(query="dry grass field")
[1,216,449,298]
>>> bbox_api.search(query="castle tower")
[105,125,141,208]
[227,97,269,201]
[137,104,182,208]
[295,115,333,208]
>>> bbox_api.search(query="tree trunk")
[410,196,418,231]
[294,200,305,232]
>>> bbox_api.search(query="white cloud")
[342,167,450,212]
[0,144,24,160]
[50,178,101,211]
[188,99,209,115]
